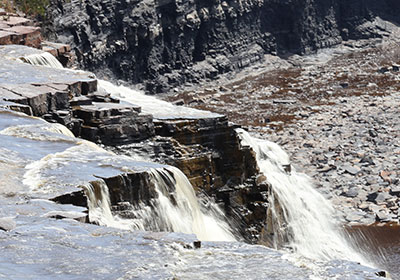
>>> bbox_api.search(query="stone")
[173,99,185,106]
[342,165,361,175]
[70,96,93,106]
[368,129,378,138]
[44,211,87,223]
[380,170,393,183]
[0,217,16,231]
[193,240,201,249]
[375,211,389,221]
[359,156,375,166]
[367,192,390,203]
[344,187,359,198]
[378,67,389,74]
[345,211,365,222]
[390,186,400,196]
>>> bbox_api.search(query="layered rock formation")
[0,44,271,242]
[46,0,400,92]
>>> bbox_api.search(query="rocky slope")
[46,0,400,93]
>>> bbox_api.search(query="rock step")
[0,13,41,48]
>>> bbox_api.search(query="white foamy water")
[78,166,236,241]
[236,128,368,264]
[147,166,235,241]
[19,52,64,69]
[81,179,132,230]
[98,80,222,119]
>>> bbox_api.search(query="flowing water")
[19,52,64,69]
[129,167,235,241]
[82,166,236,241]
[236,129,370,265]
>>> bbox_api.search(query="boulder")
[0,217,16,231]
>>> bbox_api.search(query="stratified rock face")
[46,0,400,93]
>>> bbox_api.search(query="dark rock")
[51,190,87,207]
[360,156,375,166]
[368,129,378,138]
[367,192,390,203]
[173,99,185,106]
[390,186,400,196]
[375,270,389,278]
[193,240,201,249]
[273,100,297,104]
[72,102,155,144]
[44,211,87,223]
[282,164,291,174]
[378,67,389,74]
[53,110,72,125]
[46,0,400,93]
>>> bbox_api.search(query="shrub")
[0,0,50,17]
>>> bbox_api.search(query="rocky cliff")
[46,0,400,93]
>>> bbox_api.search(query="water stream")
[19,51,64,69]
[236,128,370,265]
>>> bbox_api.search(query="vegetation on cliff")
[0,0,49,17]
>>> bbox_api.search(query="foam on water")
[98,80,222,119]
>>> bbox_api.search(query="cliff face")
[46,0,400,93]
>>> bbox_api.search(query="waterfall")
[146,166,236,241]
[19,52,64,69]
[81,166,235,241]
[236,128,368,263]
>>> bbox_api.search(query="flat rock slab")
[0,15,39,47]
[0,30,15,44]
[3,25,39,35]
[0,16,32,27]
[41,40,71,54]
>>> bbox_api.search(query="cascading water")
[146,166,235,241]
[19,52,64,69]
[19,50,236,242]
[236,128,369,264]
[82,167,236,241]
[81,180,130,229]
